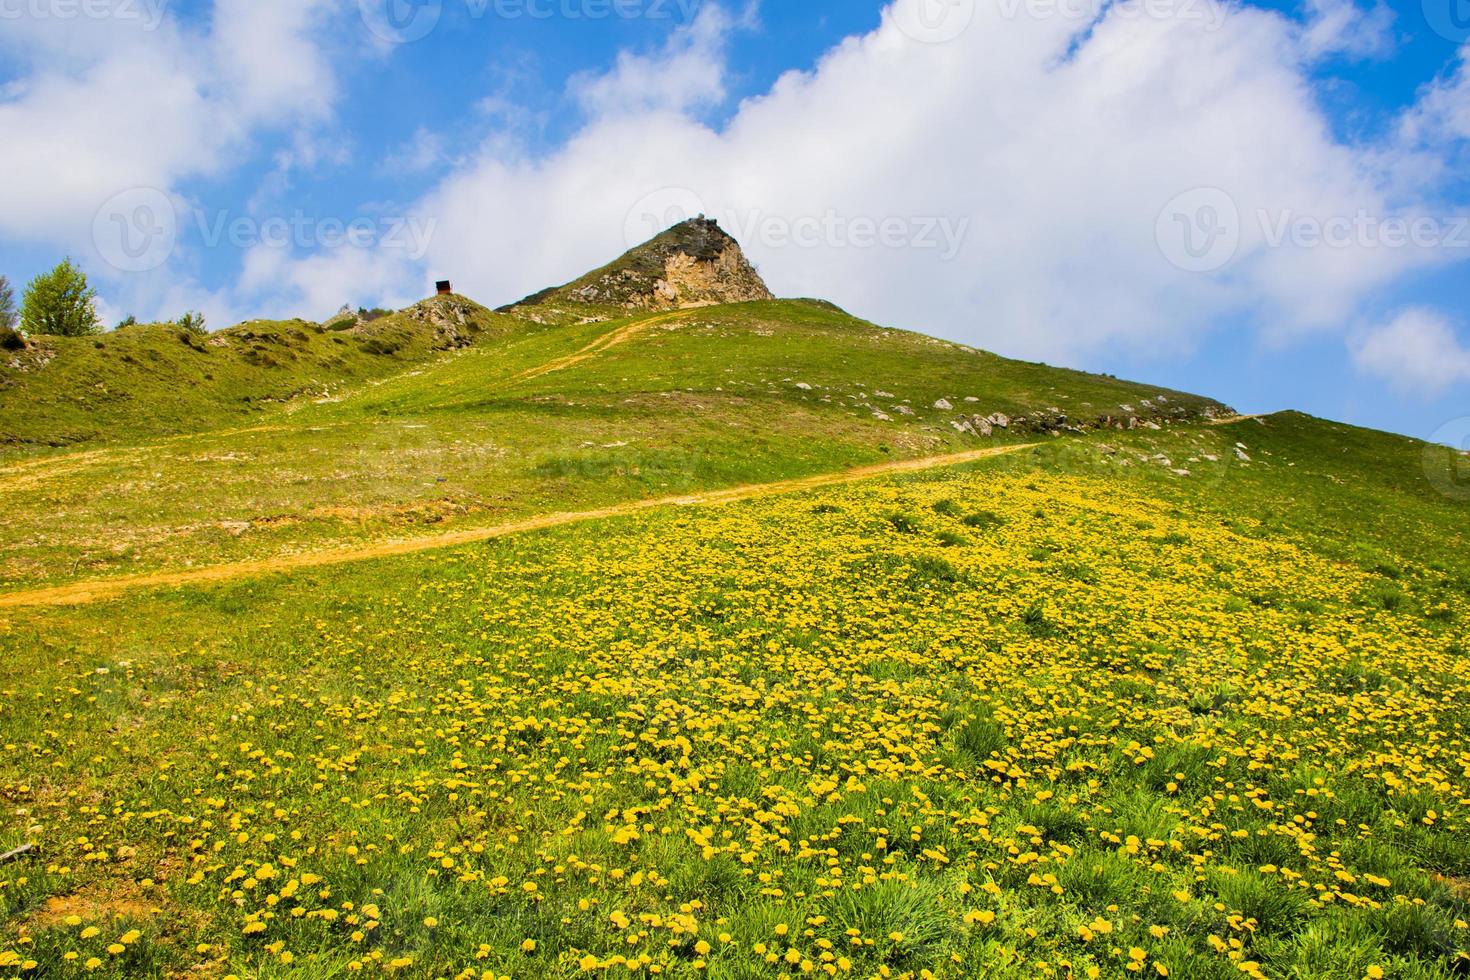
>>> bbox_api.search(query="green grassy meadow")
[0,301,1219,591]
[0,294,1467,980]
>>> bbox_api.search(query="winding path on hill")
[0,443,1037,609]
[510,309,695,382]
[0,310,694,486]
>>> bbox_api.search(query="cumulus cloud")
[567,3,755,118]
[237,242,431,320]
[0,0,341,247]
[386,0,1470,364]
[1351,308,1470,395]
[1402,45,1470,145]
[1298,0,1395,61]
[9,0,1470,367]
[384,129,449,176]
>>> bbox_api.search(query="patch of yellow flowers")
[1,472,1467,978]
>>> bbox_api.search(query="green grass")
[0,299,1224,591]
[0,435,1465,978]
[0,290,1466,979]
[0,296,508,451]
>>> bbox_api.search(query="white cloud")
[0,0,341,247]
[1402,45,1470,145]
[8,0,1470,365]
[384,129,449,176]
[239,244,429,321]
[1351,308,1470,395]
[391,0,1470,365]
[208,0,340,124]
[1299,0,1395,61]
[567,3,755,118]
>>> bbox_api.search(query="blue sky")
[1,0,1469,441]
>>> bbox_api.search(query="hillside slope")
[1,224,1467,980]
[0,409,1465,980]
[0,295,506,449]
[0,298,1228,591]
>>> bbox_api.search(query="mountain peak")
[502,216,774,313]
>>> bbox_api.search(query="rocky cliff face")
[502,218,774,313]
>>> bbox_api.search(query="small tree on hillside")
[0,276,16,331]
[22,259,101,337]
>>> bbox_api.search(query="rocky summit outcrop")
[501,218,774,313]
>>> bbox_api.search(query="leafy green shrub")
[21,258,100,336]
[326,317,358,332]
[0,326,23,351]
[176,311,207,335]
[931,498,960,516]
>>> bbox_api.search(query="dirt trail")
[512,310,693,382]
[0,444,1036,609]
[0,312,691,484]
